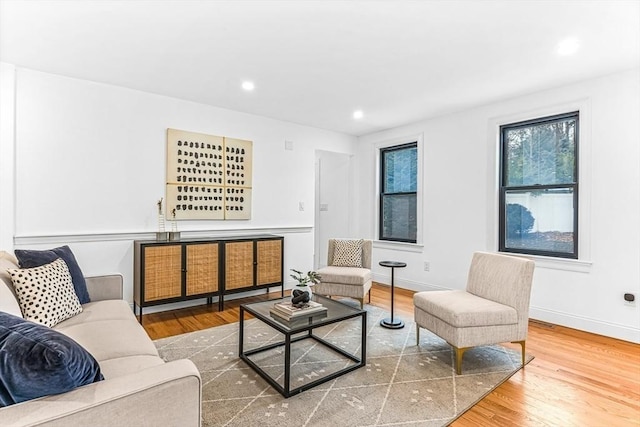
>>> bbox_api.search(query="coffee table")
[239,294,366,398]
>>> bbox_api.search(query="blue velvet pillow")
[0,311,103,407]
[14,245,90,304]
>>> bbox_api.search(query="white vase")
[295,285,313,300]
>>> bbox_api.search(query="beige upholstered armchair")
[314,239,372,308]
[413,251,535,374]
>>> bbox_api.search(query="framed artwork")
[166,129,252,220]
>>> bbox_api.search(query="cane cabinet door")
[257,239,282,286]
[186,242,219,296]
[224,241,254,290]
[143,244,182,301]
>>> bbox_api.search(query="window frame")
[379,141,418,243]
[498,111,579,259]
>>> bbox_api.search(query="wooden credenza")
[134,234,283,322]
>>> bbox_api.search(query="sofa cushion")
[413,290,518,328]
[8,259,83,327]
[332,239,364,267]
[0,251,22,318]
[99,355,165,379]
[0,311,103,407]
[56,299,136,328]
[15,245,91,304]
[54,319,160,362]
[316,265,371,286]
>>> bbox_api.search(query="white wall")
[0,65,357,310]
[0,63,16,250]
[2,64,638,342]
[356,68,640,343]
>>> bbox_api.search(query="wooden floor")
[143,283,640,426]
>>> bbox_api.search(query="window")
[380,142,417,243]
[499,112,578,258]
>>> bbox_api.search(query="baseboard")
[372,273,448,293]
[529,306,640,344]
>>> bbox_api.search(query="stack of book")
[270,300,328,322]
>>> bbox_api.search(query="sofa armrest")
[85,274,123,301]
[0,359,201,427]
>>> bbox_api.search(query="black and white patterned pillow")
[8,258,82,327]
[332,239,364,267]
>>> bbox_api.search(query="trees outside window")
[380,142,417,243]
[499,112,579,258]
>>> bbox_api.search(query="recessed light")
[353,110,364,119]
[557,38,580,56]
[241,81,255,91]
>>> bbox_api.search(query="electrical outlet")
[624,293,636,307]
[423,261,430,272]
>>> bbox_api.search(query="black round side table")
[379,260,407,329]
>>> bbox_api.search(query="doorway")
[314,150,353,268]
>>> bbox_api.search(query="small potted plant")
[290,269,321,302]
[290,269,321,286]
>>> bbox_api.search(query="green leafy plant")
[506,203,535,237]
[290,269,321,286]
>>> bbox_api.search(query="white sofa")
[0,251,202,427]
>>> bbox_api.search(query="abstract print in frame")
[223,137,253,220]
[166,129,252,220]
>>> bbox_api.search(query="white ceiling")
[1,0,639,136]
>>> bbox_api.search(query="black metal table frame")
[239,302,367,398]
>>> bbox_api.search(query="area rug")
[155,304,533,427]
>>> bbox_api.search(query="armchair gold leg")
[512,340,526,367]
[358,298,364,309]
[454,347,469,375]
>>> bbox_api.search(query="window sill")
[373,240,424,253]
[501,252,592,273]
